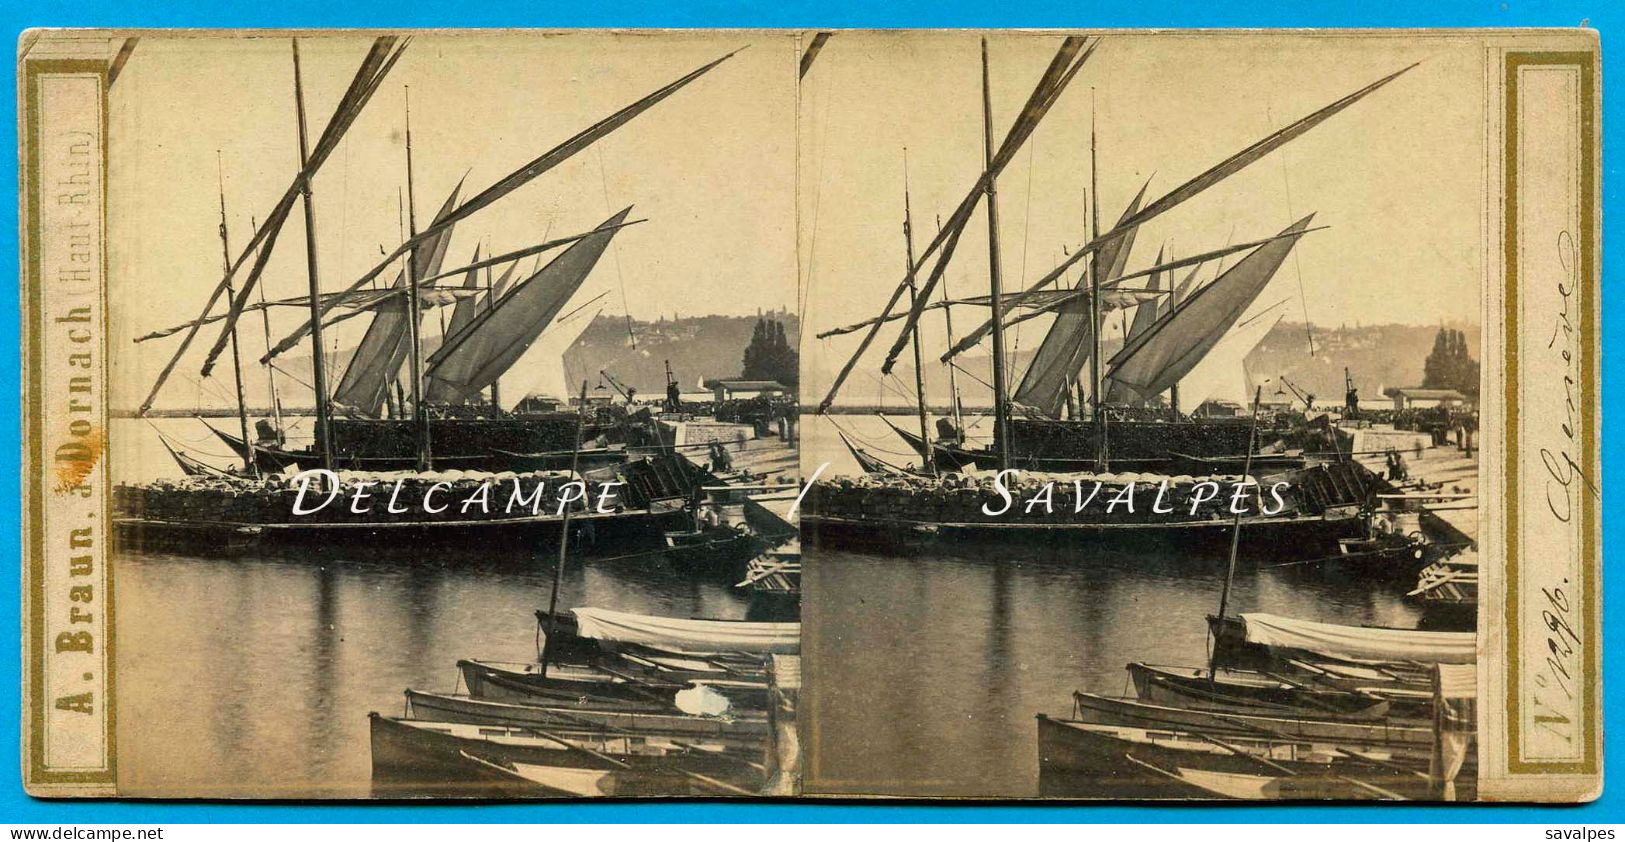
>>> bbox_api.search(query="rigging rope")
[798,54,835,319]
[824,415,926,459]
[595,146,637,350]
[1269,101,1316,357]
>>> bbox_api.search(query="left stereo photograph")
[20,29,804,798]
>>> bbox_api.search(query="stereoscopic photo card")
[19,27,1600,802]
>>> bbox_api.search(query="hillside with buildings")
[564,310,801,396]
[818,320,1482,411]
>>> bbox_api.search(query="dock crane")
[599,369,637,405]
[1277,376,1316,410]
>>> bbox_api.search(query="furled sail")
[1175,305,1284,409]
[331,183,462,417]
[1103,245,1165,406]
[942,63,1416,366]
[140,36,408,414]
[426,208,629,401]
[1010,185,1145,417]
[263,49,738,365]
[1105,215,1313,400]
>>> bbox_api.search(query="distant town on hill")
[126,310,801,416]
[565,310,801,395]
[815,320,1483,411]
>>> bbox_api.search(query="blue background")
[0,0,1616,824]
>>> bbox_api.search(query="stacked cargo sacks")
[114,469,624,526]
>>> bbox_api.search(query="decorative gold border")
[1502,50,1598,777]
[22,56,117,789]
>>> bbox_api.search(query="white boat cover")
[1240,612,1476,665]
[571,607,800,655]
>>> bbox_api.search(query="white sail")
[1176,306,1283,409]
[495,304,602,411]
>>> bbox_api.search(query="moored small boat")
[1207,612,1475,673]
[368,713,760,797]
[403,688,768,743]
[1035,714,1444,800]
[1125,662,1428,720]
[1070,692,1435,755]
[457,659,684,711]
[548,606,800,656]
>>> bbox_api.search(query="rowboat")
[403,688,768,743]
[1070,692,1435,755]
[1035,715,1442,800]
[458,658,769,712]
[661,524,764,573]
[1208,612,1476,671]
[531,613,776,681]
[457,659,685,711]
[368,714,760,797]
[453,752,759,797]
[1409,552,1478,629]
[1120,756,1415,801]
[736,544,801,596]
[548,606,800,656]
[1125,662,1430,720]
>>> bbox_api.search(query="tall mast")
[1211,384,1264,678]
[486,246,502,410]
[540,379,592,679]
[402,88,433,470]
[291,39,334,472]
[251,218,286,440]
[1074,189,1088,420]
[215,153,258,476]
[980,38,1011,471]
[935,214,964,435]
[1168,258,1182,418]
[901,152,935,475]
[1088,90,1107,470]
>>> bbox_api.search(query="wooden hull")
[1205,615,1440,687]
[457,660,684,712]
[463,655,771,711]
[1070,693,1434,757]
[113,506,686,559]
[403,689,767,743]
[662,527,765,579]
[1125,663,1411,720]
[1035,715,1461,801]
[804,510,1364,561]
[368,713,759,798]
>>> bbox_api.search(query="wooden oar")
[1196,708,1432,782]
[1193,732,1408,800]
[509,704,767,774]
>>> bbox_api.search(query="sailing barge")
[802,460,1373,557]
[120,36,749,554]
[805,35,1416,554]
[113,452,707,556]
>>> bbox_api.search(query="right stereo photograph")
[796,29,1599,803]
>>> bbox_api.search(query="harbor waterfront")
[112,418,791,797]
[799,412,1462,797]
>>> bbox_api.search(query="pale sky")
[798,31,1488,399]
[108,31,799,410]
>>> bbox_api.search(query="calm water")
[798,413,1425,798]
[111,418,760,798]
[112,416,1426,798]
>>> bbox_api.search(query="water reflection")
[114,546,758,798]
[802,543,1424,798]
